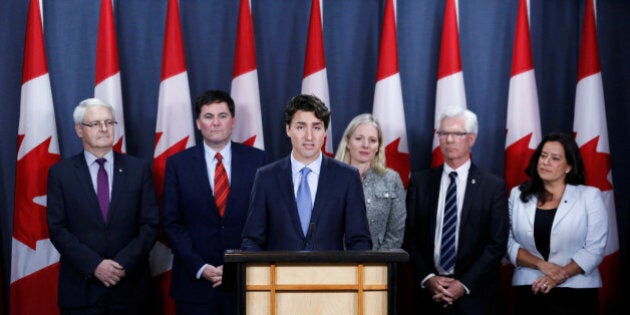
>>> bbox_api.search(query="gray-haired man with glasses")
[47,98,159,314]
[405,106,508,314]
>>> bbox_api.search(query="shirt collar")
[84,150,114,165]
[443,159,471,179]
[203,141,232,162]
[290,151,323,177]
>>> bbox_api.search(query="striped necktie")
[440,171,458,273]
[214,153,229,217]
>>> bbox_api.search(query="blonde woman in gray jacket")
[336,114,406,250]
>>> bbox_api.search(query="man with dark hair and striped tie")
[163,90,268,315]
[404,106,509,315]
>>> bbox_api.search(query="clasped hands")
[202,264,223,288]
[532,261,569,294]
[427,276,466,307]
[94,259,126,287]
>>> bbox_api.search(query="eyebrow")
[541,151,564,158]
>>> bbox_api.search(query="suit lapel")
[552,184,577,229]
[192,144,219,220]
[109,153,127,223]
[310,156,331,233]
[279,156,305,237]
[525,196,538,228]
[427,166,442,239]
[460,163,480,227]
[225,142,241,220]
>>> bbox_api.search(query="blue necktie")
[440,171,458,273]
[296,167,312,236]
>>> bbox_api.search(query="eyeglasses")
[436,131,469,139]
[81,120,118,129]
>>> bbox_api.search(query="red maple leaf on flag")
[112,137,125,154]
[505,132,536,190]
[242,135,257,147]
[579,136,612,191]
[385,138,410,188]
[152,132,191,202]
[13,136,60,250]
[322,137,333,157]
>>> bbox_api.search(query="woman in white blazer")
[335,114,406,250]
[508,133,607,314]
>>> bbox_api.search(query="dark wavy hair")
[284,94,330,129]
[519,132,585,203]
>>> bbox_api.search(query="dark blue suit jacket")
[47,152,159,308]
[241,155,372,251]
[405,163,508,314]
[163,142,267,303]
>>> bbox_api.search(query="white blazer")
[508,184,607,288]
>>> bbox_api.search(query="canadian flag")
[94,0,126,153]
[573,0,620,313]
[431,0,467,167]
[10,1,61,314]
[231,0,265,149]
[501,0,543,310]
[150,0,195,314]
[504,0,541,191]
[372,0,410,187]
[301,0,333,156]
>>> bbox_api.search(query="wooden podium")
[224,250,409,315]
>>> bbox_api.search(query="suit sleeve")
[404,174,434,285]
[240,169,267,251]
[458,178,509,293]
[162,158,208,275]
[47,166,104,278]
[112,161,159,273]
[344,170,372,250]
[507,187,523,265]
[571,187,608,274]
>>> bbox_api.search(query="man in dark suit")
[405,106,508,314]
[47,98,159,314]
[241,94,372,251]
[163,90,267,315]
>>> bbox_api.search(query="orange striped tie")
[214,153,229,217]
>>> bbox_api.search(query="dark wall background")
[1,0,629,309]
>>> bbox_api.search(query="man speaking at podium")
[241,94,371,251]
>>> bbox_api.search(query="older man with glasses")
[404,106,509,315]
[47,98,159,314]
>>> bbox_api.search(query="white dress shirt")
[84,150,114,200]
[290,151,322,205]
[203,141,232,193]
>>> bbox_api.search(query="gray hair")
[437,106,478,134]
[73,98,115,124]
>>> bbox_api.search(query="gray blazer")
[363,168,406,250]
